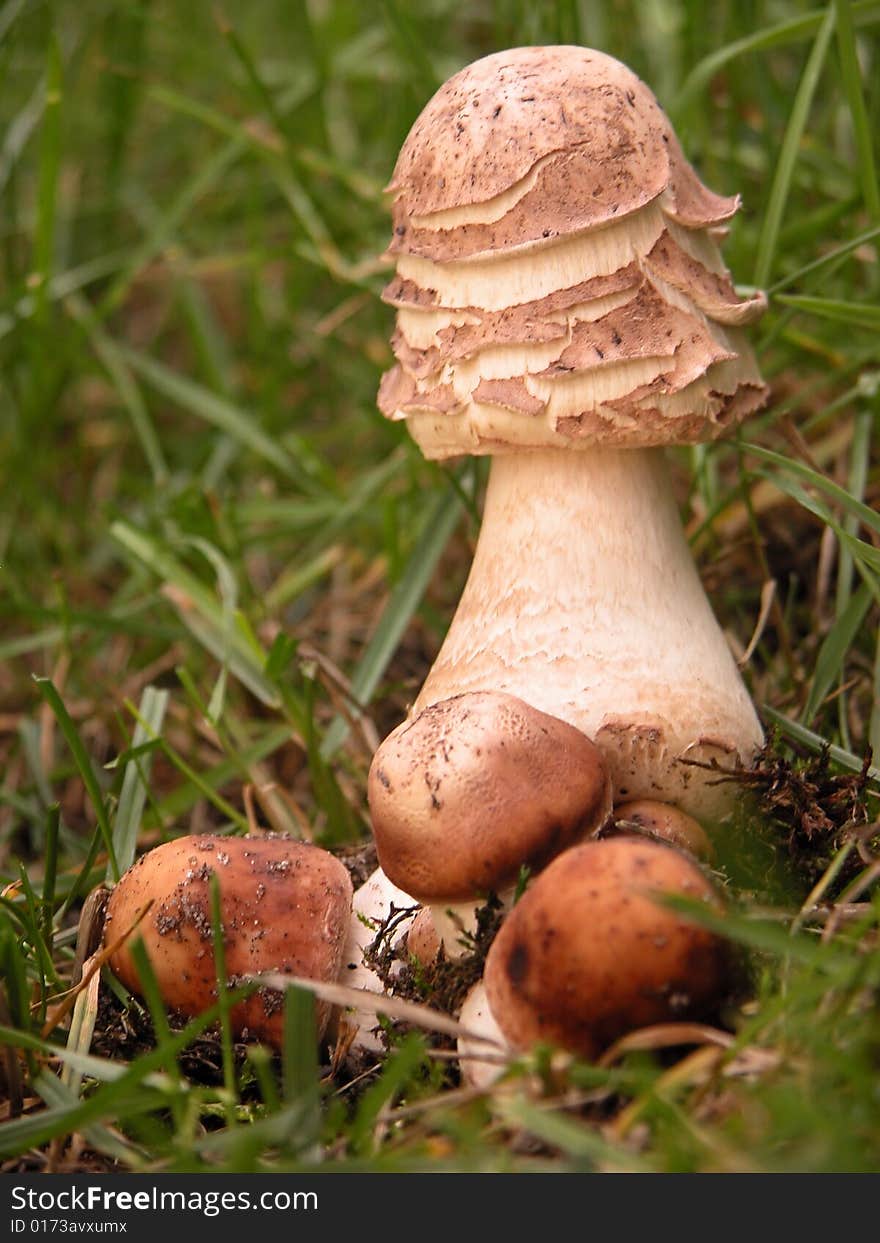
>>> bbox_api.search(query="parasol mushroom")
[375,45,769,820]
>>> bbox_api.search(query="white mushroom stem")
[340,866,418,1052]
[457,981,509,1091]
[429,901,481,959]
[413,445,762,818]
[429,887,521,961]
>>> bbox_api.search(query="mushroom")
[613,798,714,860]
[105,834,353,1049]
[368,689,611,953]
[377,46,769,819]
[481,836,731,1062]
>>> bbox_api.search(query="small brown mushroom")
[369,690,611,905]
[105,834,353,1049]
[484,837,730,1061]
[614,799,714,860]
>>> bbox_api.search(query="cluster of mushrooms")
[104,47,769,1083]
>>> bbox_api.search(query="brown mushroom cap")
[614,799,714,860]
[386,48,738,261]
[105,834,353,1049]
[388,47,682,217]
[484,837,729,1059]
[368,691,611,902]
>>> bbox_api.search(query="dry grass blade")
[60,957,102,1093]
[40,901,152,1039]
[253,972,506,1048]
[609,1043,726,1140]
[739,579,777,666]
[597,1023,735,1068]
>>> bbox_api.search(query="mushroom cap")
[388,47,729,214]
[484,837,730,1059]
[368,690,612,902]
[379,46,768,457]
[614,799,714,860]
[105,834,353,1049]
[386,47,738,261]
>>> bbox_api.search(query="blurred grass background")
[0,0,879,1172]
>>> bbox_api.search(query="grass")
[0,0,879,1174]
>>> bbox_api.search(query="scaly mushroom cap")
[105,835,353,1049]
[484,837,730,1060]
[379,45,768,457]
[386,46,736,258]
[368,690,611,902]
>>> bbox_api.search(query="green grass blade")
[110,521,281,707]
[116,344,325,494]
[281,986,321,1152]
[32,34,63,328]
[0,0,29,43]
[801,580,872,724]
[775,294,880,329]
[762,704,880,783]
[0,1005,226,1154]
[127,937,186,1128]
[320,483,464,758]
[766,224,880,295]
[350,1033,428,1155]
[0,72,44,197]
[871,636,880,756]
[65,292,168,483]
[833,0,880,221]
[123,697,249,832]
[835,407,874,618]
[754,7,836,289]
[33,676,119,881]
[41,803,60,949]
[34,1072,141,1165]
[381,0,441,95]
[155,723,291,822]
[111,686,169,879]
[209,873,238,1126]
[497,1096,648,1170]
[754,472,880,586]
[674,1,880,113]
[0,251,125,341]
[743,443,880,538]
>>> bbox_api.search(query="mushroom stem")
[413,445,762,817]
[340,866,419,1052]
[428,900,481,959]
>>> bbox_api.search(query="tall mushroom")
[376,45,769,821]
